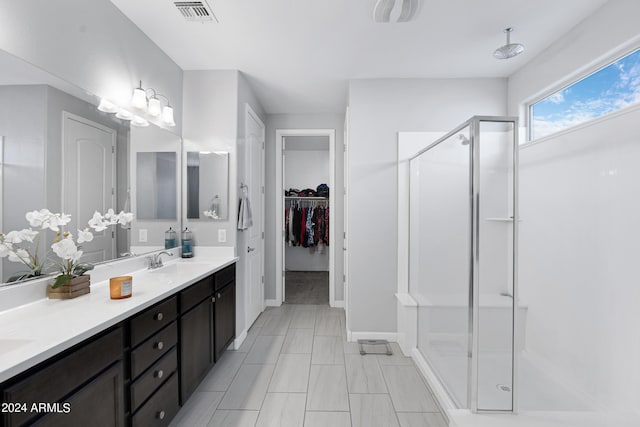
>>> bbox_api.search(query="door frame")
[244,103,266,325]
[275,128,336,307]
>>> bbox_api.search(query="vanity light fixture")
[97,80,176,127]
[115,108,134,121]
[131,115,149,127]
[97,98,119,113]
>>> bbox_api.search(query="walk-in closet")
[283,135,330,304]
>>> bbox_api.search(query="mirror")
[186,151,229,220]
[0,49,182,285]
[136,152,178,220]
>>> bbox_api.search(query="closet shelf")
[285,196,328,200]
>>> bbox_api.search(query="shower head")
[493,27,524,60]
[458,134,470,146]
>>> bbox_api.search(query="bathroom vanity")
[0,256,237,427]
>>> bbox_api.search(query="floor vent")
[174,1,218,22]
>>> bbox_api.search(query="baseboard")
[264,299,281,307]
[412,347,456,417]
[348,331,398,342]
[331,300,345,308]
[233,329,248,350]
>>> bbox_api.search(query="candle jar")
[110,276,132,299]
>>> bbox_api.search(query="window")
[530,48,640,141]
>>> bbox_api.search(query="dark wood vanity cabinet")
[179,276,214,404]
[214,264,236,362]
[1,327,125,427]
[0,262,236,427]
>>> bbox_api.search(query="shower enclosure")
[408,116,518,412]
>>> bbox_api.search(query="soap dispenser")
[181,228,193,258]
[165,227,177,249]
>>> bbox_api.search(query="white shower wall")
[518,106,640,416]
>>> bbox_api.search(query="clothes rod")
[285,196,328,200]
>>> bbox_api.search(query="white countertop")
[0,251,237,383]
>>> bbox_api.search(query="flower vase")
[47,275,91,299]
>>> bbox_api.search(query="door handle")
[247,246,255,253]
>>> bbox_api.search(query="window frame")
[527,46,640,143]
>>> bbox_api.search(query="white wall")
[182,71,239,248]
[0,0,183,133]
[265,114,345,301]
[508,0,640,416]
[285,148,330,272]
[347,78,507,333]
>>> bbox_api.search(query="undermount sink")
[147,262,212,276]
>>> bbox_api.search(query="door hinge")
[261,276,264,284]
[111,188,115,195]
[262,231,264,239]
[343,274,346,283]
[262,141,265,150]
[112,230,115,238]
[112,146,115,154]
[343,232,346,239]
[261,186,264,194]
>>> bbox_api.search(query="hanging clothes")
[283,198,329,249]
[306,206,315,247]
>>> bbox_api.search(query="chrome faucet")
[147,251,173,269]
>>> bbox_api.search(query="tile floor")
[170,304,447,427]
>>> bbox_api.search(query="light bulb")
[162,105,176,126]
[97,98,118,113]
[148,97,162,116]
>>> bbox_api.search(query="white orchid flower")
[51,238,79,261]
[117,211,134,224]
[88,211,108,232]
[77,228,94,244]
[0,243,13,258]
[3,230,33,244]
[25,209,50,228]
[8,248,30,263]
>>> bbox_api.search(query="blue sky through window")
[531,48,640,140]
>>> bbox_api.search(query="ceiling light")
[494,28,525,60]
[131,116,149,127]
[97,98,119,113]
[115,108,134,120]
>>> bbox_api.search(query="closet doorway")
[275,129,336,306]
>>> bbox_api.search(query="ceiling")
[110,0,609,114]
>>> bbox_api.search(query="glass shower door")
[410,126,472,408]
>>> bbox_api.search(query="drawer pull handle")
[154,369,164,379]
[157,410,166,420]
[155,312,164,321]
[211,296,216,303]
[155,341,164,350]
[217,293,221,299]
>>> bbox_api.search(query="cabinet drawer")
[131,373,179,427]
[131,322,177,379]
[214,264,235,291]
[2,327,123,427]
[130,348,177,412]
[130,297,177,347]
[180,276,213,313]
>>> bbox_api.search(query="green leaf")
[52,274,74,289]
[72,263,94,276]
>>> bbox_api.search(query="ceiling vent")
[174,1,218,22]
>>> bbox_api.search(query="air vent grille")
[174,1,218,22]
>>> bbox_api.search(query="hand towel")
[237,187,253,230]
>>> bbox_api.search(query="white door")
[245,106,265,326]
[62,113,116,263]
